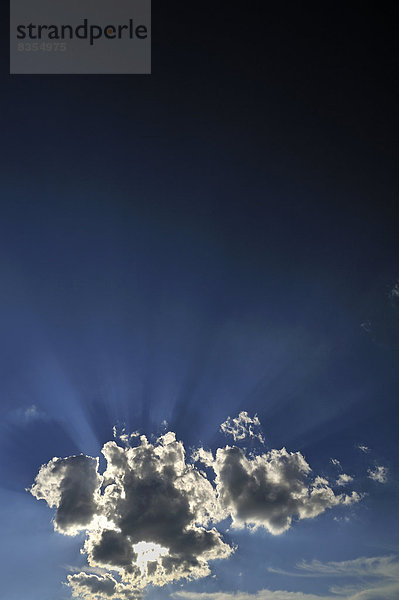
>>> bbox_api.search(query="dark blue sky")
[1,4,399,600]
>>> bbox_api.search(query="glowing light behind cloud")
[29,413,365,599]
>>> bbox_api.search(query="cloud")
[356,445,370,454]
[23,404,41,420]
[220,412,265,444]
[197,446,360,535]
[367,465,388,484]
[67,572,141,600]
[30,454,103,535]
[336,474,353,487]
[112,425,140,446]
[360,321,372,334]
[9,403,47,425]
[270,554,398,578]
[92,433,232,584]
[30,419,362,599]
[175,591,334,600]
[30,432,232,596]
[390,281,399,299]
[361,281,399,351]
[330,459,341,468]
[176,555,399,600]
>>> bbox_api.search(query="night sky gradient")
[1,3,399,600]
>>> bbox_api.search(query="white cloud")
[199,446,360,535]
[356,445,370,454]
[336,474,353,487]
[30,420,363,599]
[330,459,341,468]
[9,403,47,424]
[30,454,103,535]
[112,425,140,446]
[220,412,265,444]
[30,432,232,596]
[175,591,333,600]
[367,465,388,484]
[176,555,399,600]
[270,554,399,578]
[24,404,40,420]
[333,516,350,523]
[67,572,141,600]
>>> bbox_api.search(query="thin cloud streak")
[176,555,399,600]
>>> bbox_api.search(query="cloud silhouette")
[29,414,362,599]
[201,446,360,535]
[68,572,141,600]
[30,454,102,535]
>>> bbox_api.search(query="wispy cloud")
[356,444,370,454]
[220,412,265,444]
[390,281,399,300]
[269,554,399,578]
[176,555,399,600]
[336,474,353,487]
[23,404,41,420]
[9,403,47,424]
[175,590,333,600]
[367,465,388,484]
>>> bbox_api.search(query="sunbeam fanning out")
[2,7,399,600]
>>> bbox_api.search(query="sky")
[1,3,399,600]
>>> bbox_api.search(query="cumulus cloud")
[30,432,232,597]
[220,412,265,444]
[30,417,362,599]
[30,454,103,535]
[67,572,141,600]
[196,446,360,535]
[367,465,388,483]
[95,433,231,580]
[336,474,353,487]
